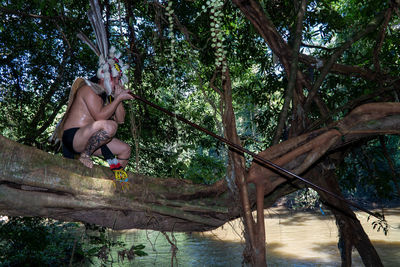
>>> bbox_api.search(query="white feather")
[97,68,104,79]
[121,64,129,72]
[98,55,105,66]
[107,58,114,65]
[111,67,119,77]
[109,46,116,57]
[104,72,112,95]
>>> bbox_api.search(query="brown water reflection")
[197,207,400,266]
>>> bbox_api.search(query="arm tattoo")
[82,130,110,156]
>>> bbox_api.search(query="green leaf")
[135,250,148,257]
[134,244,146,250]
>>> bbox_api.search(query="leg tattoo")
[79,130,110,168]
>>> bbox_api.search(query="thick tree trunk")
[0,134,237,232]
[313,164,383,267]
[247,102,400,189]
[246,102,400,266]
[221,68,266,266]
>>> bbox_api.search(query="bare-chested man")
[61,76,134,169]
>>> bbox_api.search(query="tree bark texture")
[221,67,266,265]
[243,101,400,266]
[0,134,236,232]
[247,102,400,190]
[312,165,383,267]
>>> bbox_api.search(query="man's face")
[111,76,121,93]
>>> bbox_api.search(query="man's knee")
[120,142,131,158]
[94,120,118,136]
[105,120,118,136]
[125,143,131,156]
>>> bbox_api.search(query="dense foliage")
[0,217,147,265]
[0,217,83,266]
[2,0,398,184]
[1,0,400,265]
[0,0,398,202]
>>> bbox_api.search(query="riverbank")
[194,206,400,266]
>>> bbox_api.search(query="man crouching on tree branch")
[53,60,134,186]
[61,74,133,172]
[51,0,135,185]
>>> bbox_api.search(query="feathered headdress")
[77,0,129,95]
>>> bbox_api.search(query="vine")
[201,0,227,79]
[166,1,176,89]
[165,1,181,164]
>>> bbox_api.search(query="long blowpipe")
[129,92,383,221]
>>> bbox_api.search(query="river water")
[103,207,400,266]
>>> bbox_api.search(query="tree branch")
[304,9,387,112]
[272,0,307,145]
[0,134,234,231]
[304,81,399,132]
[0,6,77,21]
[373,6,393,73]
[247,102,400,195]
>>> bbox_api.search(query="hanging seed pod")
[206,0,227,79]
[166,1,176,88]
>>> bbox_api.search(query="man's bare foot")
[79,153,93,168]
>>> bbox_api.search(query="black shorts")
[61,127,115,160]
[62,127,80,159]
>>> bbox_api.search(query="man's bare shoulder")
[78,84,98,96]
[77,84,104,107]
[76,85,101,100]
